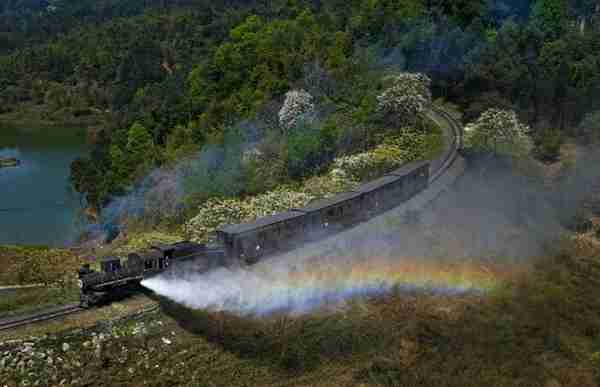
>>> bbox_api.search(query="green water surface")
[0,125,88,246]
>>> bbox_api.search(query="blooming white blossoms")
[376,73,432,123]
[464,108,533,157]
[331,128,431,181]
[185,188,316,242]
[332,144,407,181]
[184,122,435,242]
[278,89,316,132]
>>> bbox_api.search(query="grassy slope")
[0,245,83,315]
[0,235,599,386]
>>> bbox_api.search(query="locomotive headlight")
[77,280,83,289]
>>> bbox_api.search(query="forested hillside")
[0,0,212,54]
[1,0,599,217]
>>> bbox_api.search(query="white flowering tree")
[278,89,316,133]
[330,128,432,181]
[376,72,432,125]
[464,108,534,158]
[184,188,316,242]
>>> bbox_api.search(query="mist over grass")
[144,147,600,317]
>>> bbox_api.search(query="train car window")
[144,260,154,270]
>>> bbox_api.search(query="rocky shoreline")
[0,157,20,168]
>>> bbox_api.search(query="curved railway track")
[0,107,463,332]
[428,107,463,184]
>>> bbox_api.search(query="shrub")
[243,150,288,195]
[286,124,326,179]
[184,188,315,242]
[332,127,432,181]
[535,127,562,162]
[0,245,83,286]
[464,108,533,158]
[278,89,316,132]
[376,72,432,125]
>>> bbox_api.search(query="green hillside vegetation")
[2,1,600,385]
[1,0,599,221]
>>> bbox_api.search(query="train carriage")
[355,174,406,214]
[79,159,434,308]
[386,160,430,197]
[217,161,432,264]
[293,191,364,236]
[216,211,306,264]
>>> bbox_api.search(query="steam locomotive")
[78,160,430,307]
[77,242,224,307]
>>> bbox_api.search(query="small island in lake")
[0,157,20,168]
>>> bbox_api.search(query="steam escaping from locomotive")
[142,253,511,316]
[142,148,600,316]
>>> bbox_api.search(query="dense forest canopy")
[1,0,599,212]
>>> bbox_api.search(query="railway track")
[0,304,83,332]
[0,107,463,332]
[428,107,463,184]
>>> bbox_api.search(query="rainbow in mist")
[142,256,518,316]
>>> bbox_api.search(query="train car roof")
[217,210,305,236]
[354,174,403,194]
[151,241,203,252]
[293,191,362,213]
[386,160,429,177]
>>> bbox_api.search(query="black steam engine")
[78,160,430,307]
[77,242,224,307]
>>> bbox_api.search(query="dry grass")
[0,287,79,317]
[0,245,83,286]
[0,245,85,316]
[1,235,599,386]
[0,295,157,341]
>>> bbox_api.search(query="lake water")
[0,126,88,246]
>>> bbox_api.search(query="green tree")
[286,124,325,179]
[164,124,200,164]
[126,122,156,176]
[535,126,562,162]
[532,0,568,36]
[109,144,130,188]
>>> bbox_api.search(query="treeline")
[1,0,600,210]
[0,0,225,54]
